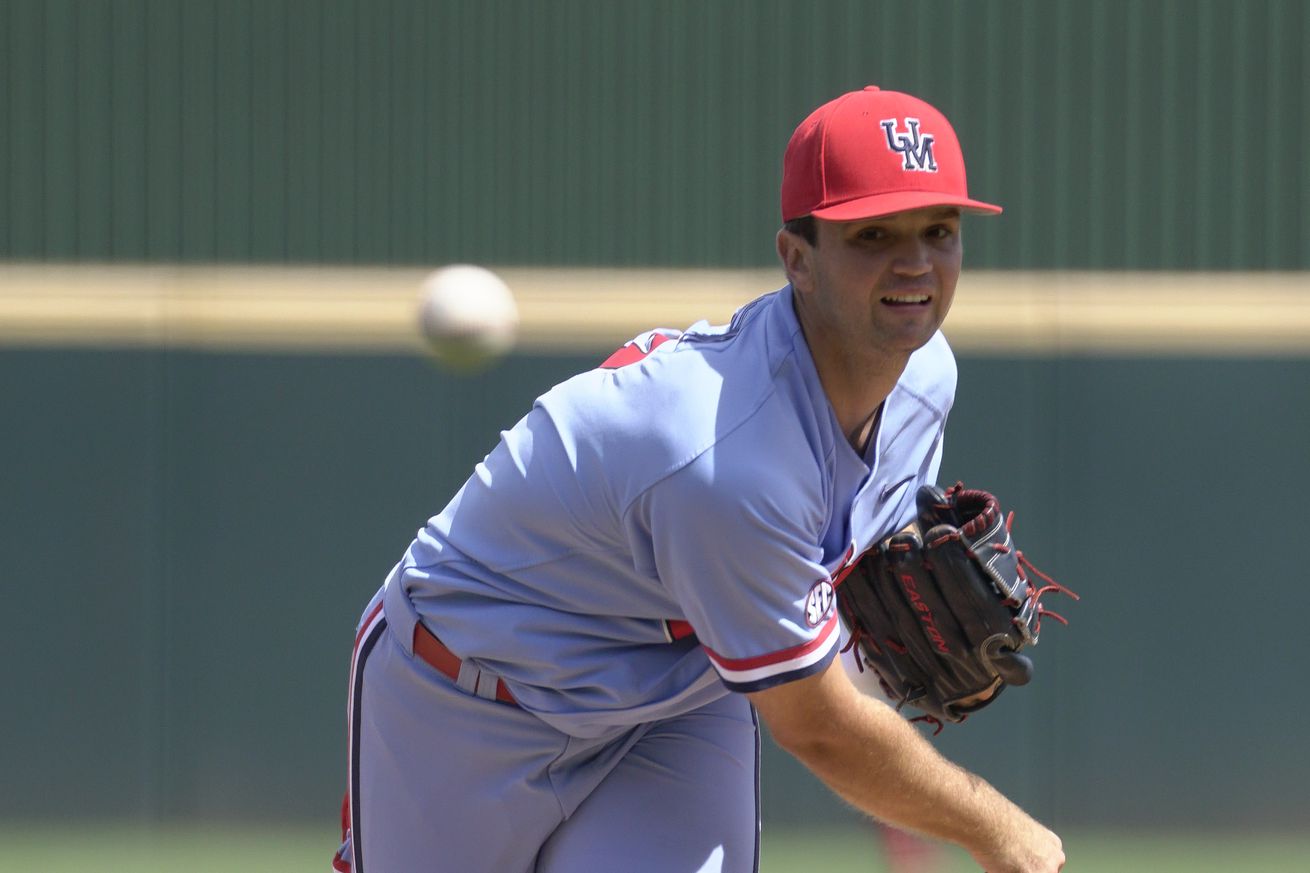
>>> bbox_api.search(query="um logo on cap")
[880,117,938,172]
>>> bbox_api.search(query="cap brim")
[808,191,1002,221]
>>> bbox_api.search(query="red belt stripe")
[413,620,517,706]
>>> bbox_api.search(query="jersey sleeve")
[625,432,841,694]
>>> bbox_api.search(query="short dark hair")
[782,215,817,245]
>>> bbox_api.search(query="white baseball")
[416,265,519,369]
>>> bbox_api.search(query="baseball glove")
[838,482,1077,732]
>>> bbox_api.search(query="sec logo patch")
[804,579,836,627]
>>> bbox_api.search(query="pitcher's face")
[788,208,963,359]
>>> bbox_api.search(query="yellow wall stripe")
[1,264,1306,356]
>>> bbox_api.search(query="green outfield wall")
[5,346,1309,830]
[2,0,1307,270]
[2,0,1308,837]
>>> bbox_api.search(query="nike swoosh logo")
[881,475,916,499]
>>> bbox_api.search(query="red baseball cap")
[781,86,1001,222]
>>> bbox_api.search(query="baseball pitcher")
[333,86,1068,873]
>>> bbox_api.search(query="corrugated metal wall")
[4,0,1310,833]
[3,0,1306,269]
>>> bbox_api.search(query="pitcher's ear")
[776,227,814,294]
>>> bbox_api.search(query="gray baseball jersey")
[334,284,955,872]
